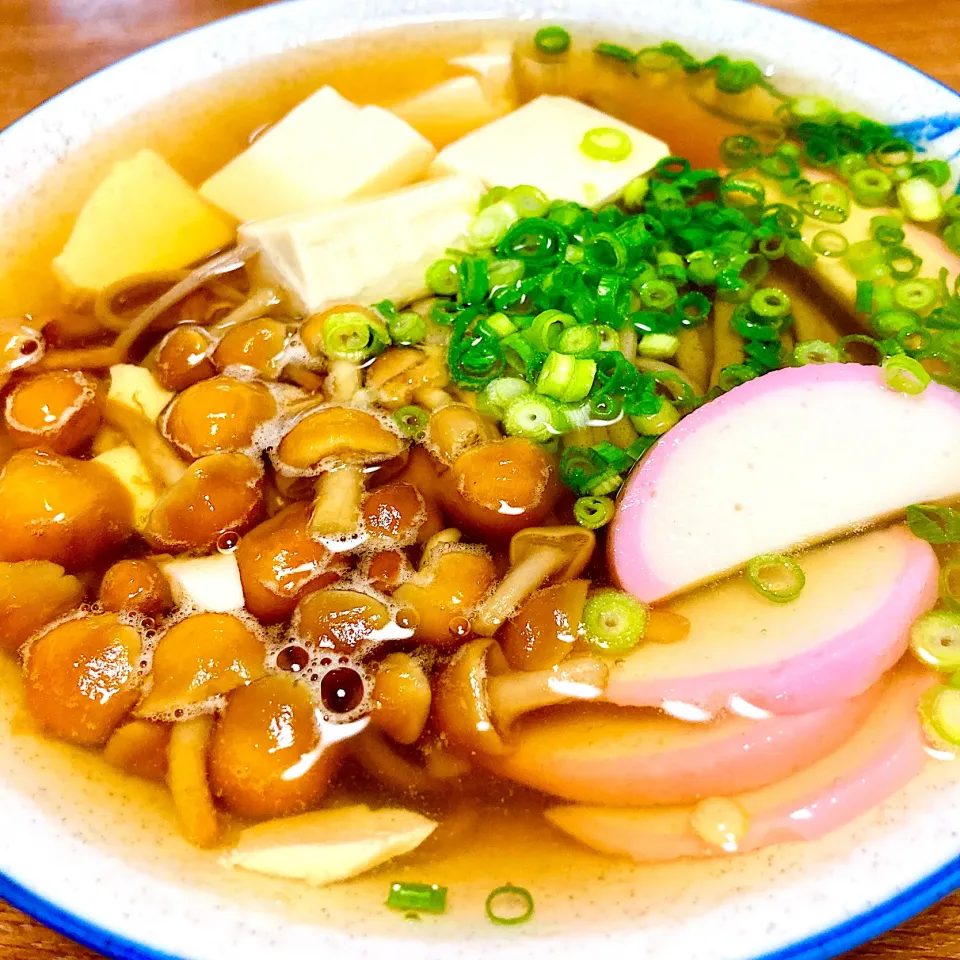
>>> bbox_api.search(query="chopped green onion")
[509,184,551,218]
[717,362,760,390]
[943,195,960,221]
[392,405,429,438]
[557,324,601,357]
[387,310,426,345]
[919,684,960,749]
[785,237,817,267]
[905,503,960,544]
[596,325,620,351]
[720,135,761,170]
[483,312,518,339]
[944,222,960,257]
[534,25,571,55]
[386,882,447,914]
[638,279,679,311]
[676,291,712,328]
[580,126,633,162]
[746,554,805,603]
[656,156,692,180]
[715,59,762,94]
[941,559,960,613]
[837,153,870,180]
[622,175,650,209]
[526,310,575,351]
[789,95,839,124]
[485,885,535,926]
[488,258,525,289]
[469,200,519,249]
[425,258,459,295]
[874,138,915,167]
[811,229,849,258]
[871,215,905,246]
[630,395,680,436]
[635,45,676,71]
[914,159,952,187]
[749,287,792,319]
[792,339,840,365]
[583,588,648,654]
[536,352,597,403]
[798,181,851,224]
[910,610,960,671]
[501,332,543,379]
[759,152,800,180]
[881,353,930,394]
[719,177,766,213]
[837,333,885,364]
[573,495,616,529]
[855,280,874,314]
[322,310,387,361]
[588,395,623,423]
[849,168,892,206]
[898,176,944,222]
[594,41,636,63]
[893,278,938,313]
[637,333,680,359]
[872,308,921,338]
[483,376,530,412]
[459,257,489,305]
[845,239,888,279]
[503,394,563,441]
[885,244,923,281]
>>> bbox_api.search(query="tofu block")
[450,40,515,98]
[430,95,670,207]
[200,86,436,222]
[92,444,160,531]
[54,150,234,297]
[107,364,174,423]
[223,804,437,886]
[391,76,511,148]
[162,553,245,613]
[240,174,485,313]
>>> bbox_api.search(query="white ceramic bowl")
[2,2,960,958]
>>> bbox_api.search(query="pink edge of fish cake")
[605,525,938,715]
[487,675,883,807]
[545,665,934,862]
[609,363,960,603]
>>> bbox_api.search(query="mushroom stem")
[326,359,362,403]
[210,286,280,334]
[310,464,364,538]
[472,545,567,637]
[351,727,442,795]
[283,363,325,393]
[421,527,462,564]
[487,657,609,731]
[104,401,187,488]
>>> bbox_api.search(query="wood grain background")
[1,0,959,956]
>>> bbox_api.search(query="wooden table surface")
[1,0,960,957]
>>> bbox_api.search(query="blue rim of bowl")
[0,1,958,958]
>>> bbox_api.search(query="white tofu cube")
[162,553,246,613]
[107,364,174,423]
[92,444,160,532]
[391,76,511,147]
[430,95,670,207]
[200,86,437,222]
[240,174,485,314]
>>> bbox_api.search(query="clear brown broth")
[0,20,937,941]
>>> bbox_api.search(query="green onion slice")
[882,353,931,395]
[534,25,571,55]
[387,310,427,345]
[485,885,535,926]
[574,495,616,529]
[583,588,648,654]
[940,559,960,613]
[811,229,849,258]
[322,310,387,361]
[392,405,429,439]
[910,610,960,672]
[919,684,960,750]
[580,126,633,162]
[386,882,448,914]
[792,339,840,365]
[425,258,460,295]
[905,504,960,544]
[502,395,562,442]
[746,554,805,603]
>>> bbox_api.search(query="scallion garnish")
[811,229,849,258]
[593,41,636,64]
[905,504,960,544]
[746,554,805,603]
[919,684,960,750]
[387,310,426,345]
[392,405,429,439]
[582,588,648,654]
[898,176,944,223]
[792,339,840,365]
[502,394,562,442]
[536,352,597,402]
[386,881,448,914]
[485,885,535,926]
[573,495,616,529]
[910,610,960,672]
[849,168,892,207]
[882,352,931,395]
[941,559,960,613]
[580,126,633,162]
[322,309,387,361]
[534,25,571,55]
